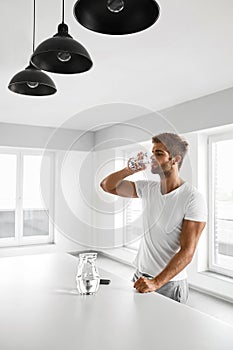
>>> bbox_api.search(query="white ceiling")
[1,0,233,131]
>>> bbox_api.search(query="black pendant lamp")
[73,0,160,35]
[8,0,56,96]
[31,0,93,74]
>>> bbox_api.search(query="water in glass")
[128,152,151,171]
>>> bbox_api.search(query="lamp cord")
[62,0,65,23]
[33,0,36,52]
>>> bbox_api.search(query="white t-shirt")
[134,181,207,281]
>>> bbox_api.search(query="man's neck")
[160,175,184,195]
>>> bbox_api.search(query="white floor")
[96,254,233,326]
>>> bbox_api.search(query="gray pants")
[133,270,189,304]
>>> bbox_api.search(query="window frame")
[208,132,233,278]
[0,147,55,247]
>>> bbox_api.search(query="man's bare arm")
[100,167,139,198]
[134,219,206,293]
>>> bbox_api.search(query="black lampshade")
[31,23,93,74]
[73,0,160,35]
[8,63,57,96]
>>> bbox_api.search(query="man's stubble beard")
[150,160,173,177]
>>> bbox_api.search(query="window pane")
[125,198,143,250]
[213,140,233,272]
[23,155,50,237]
[23,209,49,237]
[123,156,145,250]
[0,154,16,239]
[122,145,153,250]
[0,211,15,238]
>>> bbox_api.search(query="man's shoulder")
[182,183,206,206]
[183,182,203,196]
[134,180,159,197]
[135,180,159,189]
[183,183,207,221]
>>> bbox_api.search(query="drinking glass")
[128,152,151,171]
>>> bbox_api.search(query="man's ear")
[172,155,182,165]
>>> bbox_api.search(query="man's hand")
[134,277,159,293]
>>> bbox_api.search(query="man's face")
[151,142,174,176]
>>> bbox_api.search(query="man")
[100,132,207,303]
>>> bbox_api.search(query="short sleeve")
[184,191,207,222]
[135,180,148,198]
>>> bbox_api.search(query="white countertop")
[0,253,232,350]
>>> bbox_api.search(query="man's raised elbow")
[100,180,106,191]
[100,179,110,193]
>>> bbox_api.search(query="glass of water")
[128,151,151,171]
[76,252,100,295]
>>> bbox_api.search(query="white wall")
[95,87,233,149]
[54,150,94,250]
[91,148,119,249]
[0,122,94,151]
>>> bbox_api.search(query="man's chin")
[151,166,159,174]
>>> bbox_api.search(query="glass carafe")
[76,252,100,295]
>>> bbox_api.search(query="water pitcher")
[76,252,100,295]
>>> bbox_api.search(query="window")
[209,134,233,278]
[119,142,152,251]
[123,172,144,250]
[0,154,17,240]
[0,149,54,247]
